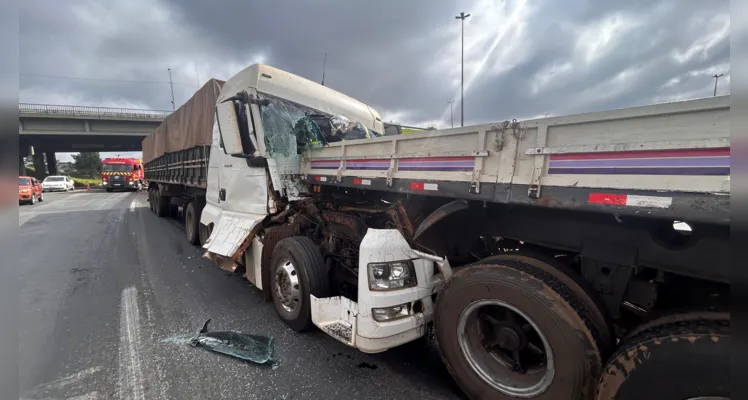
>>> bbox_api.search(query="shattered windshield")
[257,92,381,158]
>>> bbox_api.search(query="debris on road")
[190,319,275,365]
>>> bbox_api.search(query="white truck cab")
[199,64,435,352]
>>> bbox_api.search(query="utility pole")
[321,53,327,86]
[455,11,470,127]
[712,73,723,97]
[167,68,176,110]
[448,100,455,128]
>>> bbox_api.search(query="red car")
[19,176,44,205]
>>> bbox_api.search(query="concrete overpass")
[19,103,171,176]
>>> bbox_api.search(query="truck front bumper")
[310,229,450,353]
[105,181,136,190]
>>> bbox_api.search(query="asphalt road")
[19,190,465,400]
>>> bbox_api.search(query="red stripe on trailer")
[588,193,673,208]
[588,193,627,205]
[410,182,424,190]
[353,178,363,185]
[314,176,321,181]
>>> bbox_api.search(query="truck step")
[310,295,358,347]
[319,322,353,345]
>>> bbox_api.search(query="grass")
[71,177,102,188]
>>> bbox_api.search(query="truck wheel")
[596,315,729,400]
[184,202,202,245]
[156,193,170,218]
[270,236,330,332]
[434,260,603,400]
[199,223,212,246]
[106,188,113,193]
[483,252,614,356]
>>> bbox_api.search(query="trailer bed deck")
[301,96,730,225]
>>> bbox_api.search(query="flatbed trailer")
[143,64,730,400]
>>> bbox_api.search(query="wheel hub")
[274,258,301,312]
[458,300,555,397]
[496,326,522,352]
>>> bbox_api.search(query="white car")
[42,176,75,192]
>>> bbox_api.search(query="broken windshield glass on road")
[190,319,275,365]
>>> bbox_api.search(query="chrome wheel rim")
[457,299,555,398]
[274,257,301,313]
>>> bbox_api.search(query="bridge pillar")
[46,152,58,175]
[32,152,46,179]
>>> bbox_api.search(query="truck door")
[205,120,222,207]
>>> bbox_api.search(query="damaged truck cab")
[199,64,439,352]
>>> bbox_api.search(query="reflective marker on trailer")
[353,178,371,186]
[588,193,672,208]
[314,176,328,182]
[410,182,439,191]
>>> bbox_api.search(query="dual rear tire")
[435,256,608,400]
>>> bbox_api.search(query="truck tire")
[434,260,603,400]
[106,188,113,193]
[198,223,212,246]
[148,189,155,212]
[483,252,614,356]
[270,236,330,332]
[596,315,729,400]
[156,192,170,218]
[184,202,202,245]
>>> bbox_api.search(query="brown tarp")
[142,78,225,163]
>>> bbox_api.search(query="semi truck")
[143,64,730,400]
[100,157,144,192]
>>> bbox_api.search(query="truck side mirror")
[216,102,246,156]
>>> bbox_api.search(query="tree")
[72,152,102,178]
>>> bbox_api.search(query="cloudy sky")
[20,0,730,161]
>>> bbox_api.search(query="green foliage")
[70,177,102,188]
[72,152,102,178]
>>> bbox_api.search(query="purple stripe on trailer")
[549,156,730,168]
[399,165,475,171]
[548,166,730,176]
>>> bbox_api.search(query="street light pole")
[448,100,455,128]
[712,73,724,97]
[167,68,176,111]
[321,53,327,86]
[455,11,470,127]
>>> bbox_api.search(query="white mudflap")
[310,295,358,347]
[202,211,265,258]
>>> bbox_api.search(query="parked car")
[42,175,75,192]
[19,176,43,205]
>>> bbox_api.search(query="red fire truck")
[100,157,144,192]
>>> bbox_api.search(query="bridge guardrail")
[19,103,172,120]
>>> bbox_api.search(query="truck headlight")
[368,260,417,291]
[372,303,411,322]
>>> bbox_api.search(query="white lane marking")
[118,287,145,400]
[32,367,101,390]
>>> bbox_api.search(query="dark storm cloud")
[20,0,730,128]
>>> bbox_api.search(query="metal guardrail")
[19,103,172,120]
